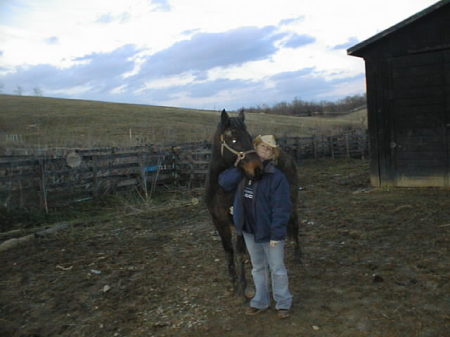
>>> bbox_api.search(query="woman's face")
[256,143,274,160]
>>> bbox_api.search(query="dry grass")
[0,95,367,148]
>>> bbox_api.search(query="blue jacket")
[218,162,292,243]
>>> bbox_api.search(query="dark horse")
[206,109,300,297]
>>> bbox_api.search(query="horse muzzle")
[239,154,263,180]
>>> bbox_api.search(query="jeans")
[243,232,293,310]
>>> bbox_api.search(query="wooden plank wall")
[389,50,449,186]
[0,133,367,210]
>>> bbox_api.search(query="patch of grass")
[0,95,367,148]
[0,186,205,232]
[0,194,128,231]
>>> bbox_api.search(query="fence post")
[328,136,335,159]
[92,156,98,198]
[139,153,148,200]
[312,136,317,159]
[19,179,24,208]
[38,158,49,214]
[295,137,301,161]
[321,135,326,158]
[361,133,366,160]
[187,153,194,190]
[149,155,162,199]
[345,133,350,158]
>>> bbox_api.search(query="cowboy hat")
[254,134,278,148]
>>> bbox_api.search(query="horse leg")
[289,212,303,264]
[213,218,238,289]
[233,233,249,298]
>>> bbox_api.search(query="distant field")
[0,95,367,148]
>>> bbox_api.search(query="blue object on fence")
[145,165,160,172]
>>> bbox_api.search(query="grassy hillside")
[0,95,367,148]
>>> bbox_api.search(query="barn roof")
[347,0,450,57]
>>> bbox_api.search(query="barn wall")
[366,51,450,187]
[389,50,449,187]
[365,59,398,186]
[364,62,381,186]
[358,2,450,187]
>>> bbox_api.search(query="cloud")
[130,77,258,107]
[0,44,139,95]
[136,78,264,109]
[283,34,316,49]
[0,36,365,109]
[45,36,59,45]
[137,25,287,80]
[96,13,114,24]
[152,0,171,12]
[96,12,131,24]
[186,78,253,98]
[0,1,28,25]
[279,17,304,26]
[333,37,359,50]
[267,69,363,102]
[141,68,364,109]
[181,28,201,36]
[0,40,365,109]
[72,44,138,80]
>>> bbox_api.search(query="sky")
[0,0,439,110]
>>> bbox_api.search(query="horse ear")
[239,108,245,122]
[221,109,230,128]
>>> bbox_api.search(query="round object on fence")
[66,151,82,168]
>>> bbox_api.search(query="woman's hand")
[270,240,280,247]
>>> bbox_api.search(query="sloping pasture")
[0,95,366,148]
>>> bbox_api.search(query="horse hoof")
[244,287,255,299]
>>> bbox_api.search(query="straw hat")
[254,135,278,148]
[254,134,280,160]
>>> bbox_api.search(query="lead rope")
[220,135,257,167]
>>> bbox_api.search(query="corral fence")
[0,132,367,210]
[278,132,368,161]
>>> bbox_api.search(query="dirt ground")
[1,159,449,337]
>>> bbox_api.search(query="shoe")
[245,307,267,316]
[277,309,290,319]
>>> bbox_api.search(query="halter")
[220,134,257,167]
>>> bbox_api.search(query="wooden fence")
[278,132,368,161]
[0,141,210,211]
[0,132,367,210]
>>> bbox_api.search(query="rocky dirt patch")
[1,159,449,337]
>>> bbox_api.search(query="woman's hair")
[253,135,280,160]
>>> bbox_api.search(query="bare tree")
[243,94,367,117]
[14,85,23,96]
[33,87,43,96]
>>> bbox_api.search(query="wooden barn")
[348,0,450,187]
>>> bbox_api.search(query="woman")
[218,135,293,319]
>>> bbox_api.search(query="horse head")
[216,109,263,179]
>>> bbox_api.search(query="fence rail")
[0,132,367,210]
[279,132,368,161]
